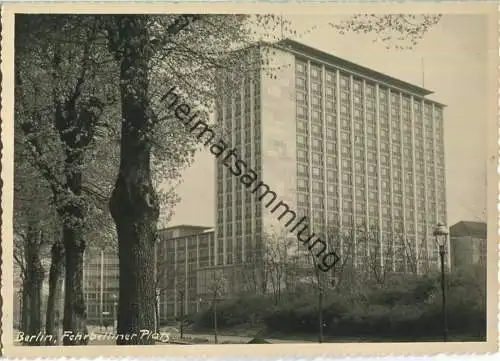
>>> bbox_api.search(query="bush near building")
[192,266,486,341]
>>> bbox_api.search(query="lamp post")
[155,288,161,333]
[179,289,185,340]
[17,289,23,331]
[112,293,118,332]
[318,285,324,344]
[433,222,449,342]
[213,297,218,344]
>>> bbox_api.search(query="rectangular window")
[296,62,306,74]
[326,114,336,124]
[297,120,308,133]
[326,71,335,83]
[311,110,321,122]
[311,123,320,134]
[297,105,307,118]
[311,66,320,79]
[297,135,307,145]
[327,169,336,181]
[312,152,322,164]
[342,173,352,185]
[296,91,307,104]
[312,181,322,192]
[297,149,307,162]
[312,138,322,151]
[313,196,323,207]
[326,128,335,139]
[296,76,306,89]
[311,96,321,107]
[297,178,308,190]
[312,167,322,177]
[326,100,335,111]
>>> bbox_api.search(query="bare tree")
[205,269,228,344]
[355,226,435,286]
[240,248,268,295]
[155,261,187,336]
[261,230,296,305]
[355,226,394,286]
[14,133,57,345]
[283,225,354,343]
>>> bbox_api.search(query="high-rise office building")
[215,39,448,273]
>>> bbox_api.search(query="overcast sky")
[168,14,490,228]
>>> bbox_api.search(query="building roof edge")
[269,39,440,100]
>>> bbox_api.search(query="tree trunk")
[51,23,99,346]
[45,241,64,345]
[21,279,30,335]
[56,143,88,346]
[21,230,45,346]
[109,15,159,345]
[62,224,88,345]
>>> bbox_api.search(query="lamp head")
[433,222,449,236]
[433,222,449,246]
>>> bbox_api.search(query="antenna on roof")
[280,14,284,40]
[421,57,425,87]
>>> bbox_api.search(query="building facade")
[157,225,214,322]
[450,221,487,270]
[215,39,448,274]
[83,247,119,324]
[82,225,215,324]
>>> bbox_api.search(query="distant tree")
[355,226,394,286]
[15,14,119,344]
[13,144,55,344]
[261,230,296,305]
[284,223,381,343]
[155,260,187,335]
[240,247,268,295]
[206,269,228,344]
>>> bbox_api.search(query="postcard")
[1,1,498,357]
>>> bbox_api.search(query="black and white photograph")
[1,1,498,357]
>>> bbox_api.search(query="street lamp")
[112,294,118,332]
[433,222,449,342]
[179,289,185,340]
[213,297,218,345]
[155,288,161,333]
[318,284,324,344]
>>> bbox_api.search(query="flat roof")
[450,221,487,238]
[161,224,213,232]
[274,39,436,99]
[159,226,215,242]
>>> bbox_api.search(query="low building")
[81,225,216,325]
[449,221,487,271]
[157,225,215,323]
[83,247,119,324]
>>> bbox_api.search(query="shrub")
[193,269,486,340]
